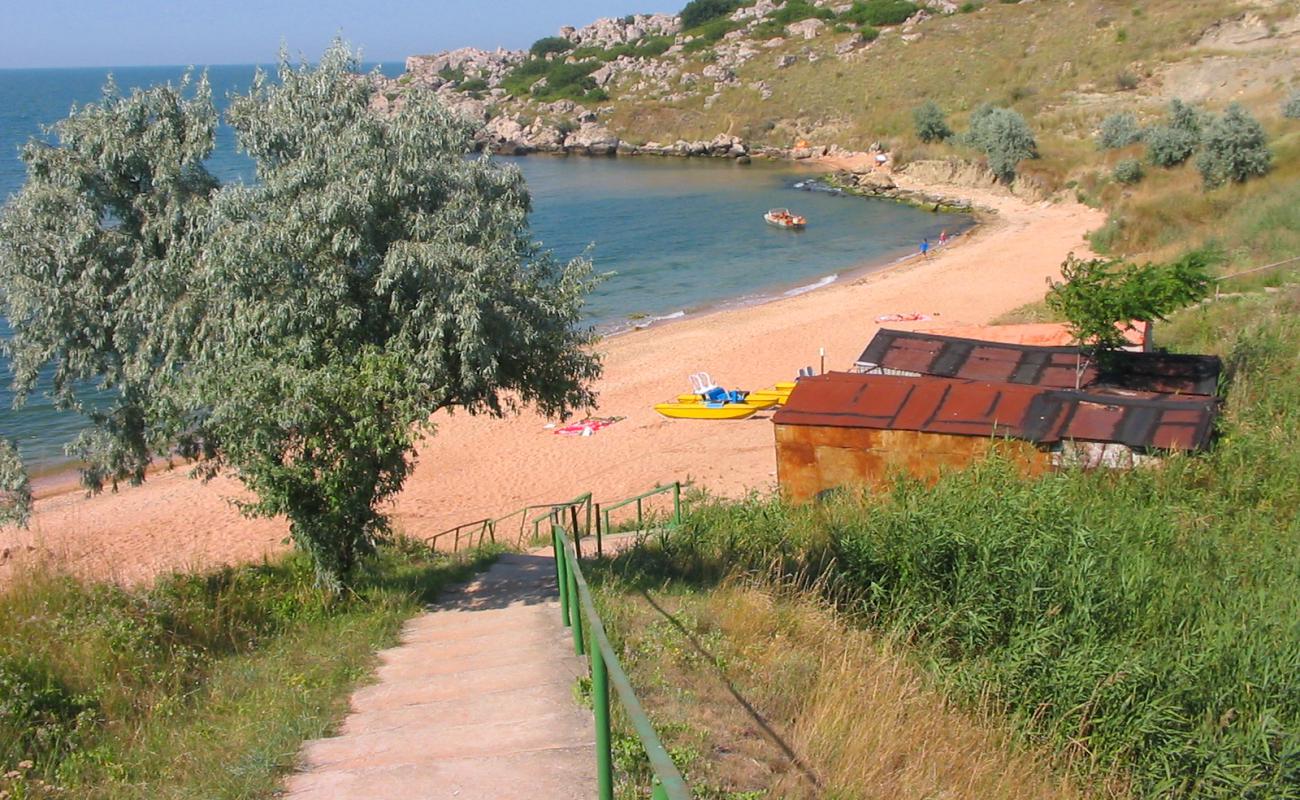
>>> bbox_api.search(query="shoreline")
[2,166,1100,587]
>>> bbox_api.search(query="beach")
[0,169,1105,586]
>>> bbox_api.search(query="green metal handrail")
[596,482,688,557]
[552,520,690,800]
[427,517,494,553]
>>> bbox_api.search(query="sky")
[0,0,670,69]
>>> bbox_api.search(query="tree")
[0,441,31,528]
[913,100,952,143]
[1046,251,1212,385]
[1097,112,1142,150]
[0,44,602,589]
[1195,103,1271,188]
[962,104,1037,183]
[0,73,219,491]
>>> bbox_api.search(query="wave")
[783,273,838,297]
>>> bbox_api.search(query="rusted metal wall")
[774,424,1051,503]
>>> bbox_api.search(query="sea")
[0,64,971,468]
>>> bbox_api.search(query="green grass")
[0,540,499,798]
[594,288,1300,798]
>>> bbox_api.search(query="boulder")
[776,54,797,68]
[786,18,826,40]
[564,122,620,155]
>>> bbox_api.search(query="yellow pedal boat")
[654,401,759,420]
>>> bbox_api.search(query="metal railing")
[427,494,594,553]
[552,518,690,800]
[594,481,687,558]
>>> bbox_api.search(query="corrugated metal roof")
[773,373,1217,451]
[855,329,1220,396]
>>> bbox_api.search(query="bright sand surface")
[0,166,1105,586]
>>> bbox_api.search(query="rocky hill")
[376,0,1299,199]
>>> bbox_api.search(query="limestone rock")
[786,18,826,40]
[564,122,620,155]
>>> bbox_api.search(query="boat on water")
[764,208,807,229]
[654,401,759,420]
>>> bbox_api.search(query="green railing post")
[593,643,613,800]
[636,497,643,529]
[595,503,603,558]
[652,778,670,800]
[556,529,571,628]
[570,505,583,561]
[567,552,585,655]
[673,481,681,524]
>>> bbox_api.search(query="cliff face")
[380,0,1298,193]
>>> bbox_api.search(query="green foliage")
[680,0,742,30]
[503,57,609,102]
[0,542,498,794]
[456,77,488,93]
[0,439,31,528]
[912,100,952,143]
[1285,91,1300,119]
[1045,249,1213,352]
[959,2,979,12]
[529,36,573,58]
[961,104,1037,183]
[1115,70,1139,90]
[767,0,835,25]
[1168,97,1205,136]
[839,0,920,27]
[1196,103,1273,188]
[0,43,601,589]
[683,17,742,50]
[1096,111,1142,149]
[1145,124,1198,167]
[1112,157,1143,184]
[0,72,219,491]
[858,25,881,40]
[606,293,1300,798]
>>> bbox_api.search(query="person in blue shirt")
[920,237,931,259]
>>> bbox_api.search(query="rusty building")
[774,330,1222,503]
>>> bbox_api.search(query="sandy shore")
[0,170,1104,586]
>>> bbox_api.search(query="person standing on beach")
[939,229,949,246]
[920,237,931,259]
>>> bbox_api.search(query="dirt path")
[282,552,595,799]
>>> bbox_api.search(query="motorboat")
[764,208,807,229]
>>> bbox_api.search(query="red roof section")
[773,373,1217,452]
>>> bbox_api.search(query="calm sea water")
[0,65,969,467]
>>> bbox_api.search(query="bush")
[859,25,881,40]
[959,2,979,11]
[1112,157,1143,184]
[1196,103,1272,188]
[1145,124,1197,167]
[962,104,1037,183]
[680,0,742,29]
[839,0,920,27]
[1283,90,1300,119]
[529,36,573,58]
[1097,111,1142,150]
[456,78,488,93]
[683,17,741,50]
[1168,97,1205,136]
[768,0,835,25]
[912,100,952,143]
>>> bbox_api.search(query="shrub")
[683,17,741,50]
[1097,111,1142,150]
[768,0,835,25]
[1145,124,1197,167]
[1283,90,1300,119]
[912,100,952,143]
[859,25,881,40]
[959,2,978,11]
[962,104,1037,183]
[1168,97,1205,136]
[1196,103,1272,188]
[529,36,573,58]
[456,78,488,93]
[1115,70,1139,91]
[839,0,920,27]
[1112,157,1143,184]
[680,0,742,29]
